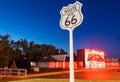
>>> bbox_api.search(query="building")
[77,49,105,68]
[30,54,67,70]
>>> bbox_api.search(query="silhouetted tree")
[0,34,12,67]
[59,49,67,54]
[0,34,67,70]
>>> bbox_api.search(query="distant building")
[105,57,120,67]
[30,54,67,69]
[77,49,105,68]
[106,58,119,62]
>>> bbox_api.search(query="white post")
[18,69,20,76]
[60,1,83,82]
[69,30,74,82]
[25,69,27,77]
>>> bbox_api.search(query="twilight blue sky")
[0,0,120,58]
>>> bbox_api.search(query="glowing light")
[49,62,56,68]
[84,49,105,68]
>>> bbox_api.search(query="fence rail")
[0,68,27,76]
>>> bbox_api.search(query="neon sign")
[85,49,105,68]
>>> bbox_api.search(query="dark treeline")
[0,34,67,70]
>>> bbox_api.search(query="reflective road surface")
[40,68,120,80]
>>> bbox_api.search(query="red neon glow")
[56,62,63,68]
[49,62,56,68]
[85,49,105,68]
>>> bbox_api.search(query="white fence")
[0,68,27,76]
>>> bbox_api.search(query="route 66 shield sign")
[60,1,83,31]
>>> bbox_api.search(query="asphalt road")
[39,67,120,80]
[2,67,120,80]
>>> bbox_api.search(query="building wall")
[31,61,120,70]
[77,49,85,67]
[30,61,83,69]
[77,49,106,68]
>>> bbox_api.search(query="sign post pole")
[60,1,83,82]
[69,30,74,82]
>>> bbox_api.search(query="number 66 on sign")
[60,1,83,31]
